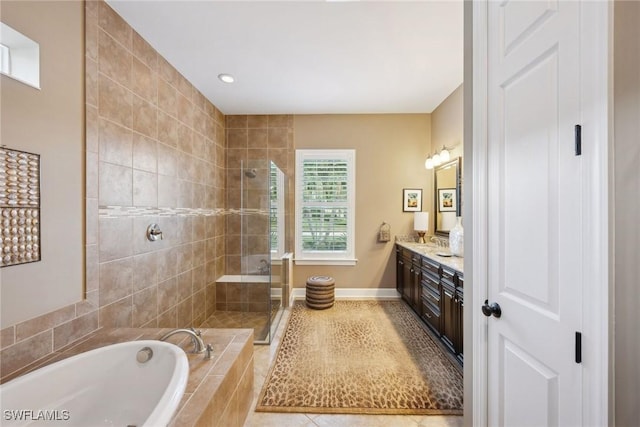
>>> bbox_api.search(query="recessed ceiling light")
[218,73,235,83]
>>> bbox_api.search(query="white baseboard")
[291,288,401,300]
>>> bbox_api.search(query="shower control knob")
[146,224,163,241]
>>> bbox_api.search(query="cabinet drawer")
[421,271,439,291]
[422,283,440,305]
[421,300,441,334]
[421,256,440,277]
[456,273,464,289]
[441,267,456,288]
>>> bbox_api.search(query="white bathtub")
[0,340,188,427]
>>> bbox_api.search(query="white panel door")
[486,1,583,426]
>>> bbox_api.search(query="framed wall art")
[402,188,422,212]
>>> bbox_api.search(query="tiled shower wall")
[0,0,227,380]
[87,0,226,328]
[224,115,294,276]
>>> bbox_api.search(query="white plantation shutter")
[295,150,356,265]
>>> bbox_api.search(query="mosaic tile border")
[98,206,269,218]
[0,147,41,267]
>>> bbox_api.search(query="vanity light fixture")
[424,146,452,170]
[217,73,235,83]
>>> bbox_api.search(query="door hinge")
[575,331,582,364]
[575,125,582,156]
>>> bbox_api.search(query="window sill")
[294,258,358,266]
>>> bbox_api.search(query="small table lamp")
[414,212,429,243]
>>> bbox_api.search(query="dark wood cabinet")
[396,244,464,365]
[399,247,422,313]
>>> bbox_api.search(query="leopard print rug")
[255,300,463,415]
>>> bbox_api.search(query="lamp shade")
[414,212,429,232]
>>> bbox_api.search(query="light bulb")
[440,148,450,162]
[432,153,441,166]
[425,158,433,169]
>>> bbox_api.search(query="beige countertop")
[396,241,464,273]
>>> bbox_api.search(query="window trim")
[295,149,357,266]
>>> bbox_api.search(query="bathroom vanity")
[396,242,464,365]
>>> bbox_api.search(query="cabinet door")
[455,289,464,363]
[402,254,413,303]
[396,247,404,295]
[441,283,456,353]
[411,256,422,312]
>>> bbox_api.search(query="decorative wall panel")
[0,147,41,267]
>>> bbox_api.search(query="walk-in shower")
[201,160,289,344]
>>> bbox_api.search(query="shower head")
[244,169,257,178]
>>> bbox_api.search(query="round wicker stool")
[305,276,335,309]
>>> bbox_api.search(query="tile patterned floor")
[200,300,281,342]
[243,305,465,427]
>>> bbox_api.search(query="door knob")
[482,300,502,318]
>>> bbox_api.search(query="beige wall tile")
[133,252,158,292]
[53,311,99,351]
[0,327,15,350]
[1,330,52,377]
[86,57,98,107]
[267,127,288,148]
[158,175,178,208]
[157,143,177,176]
[133,95,158,139]
[98,73,133,128]
[227,129,248,149]
[98,29,132,89]
[177,123,193,155]
[99,258,133,307]
[268,115,290,128]
[177,297,192,326]
[99,118,133,167]
[98,216,134,262]
[99,296,132,328]
[98,0,132,50]
[178,180,194,209]
[176,270,193,302]
[132,31,157,71]
[132,57,157,105]
[99,161,133,206]
[86,19,98,61]
[248,115,268,128]
[133,169,158,207]
[158,277,178,314]
[248,129,268,148]
[226,115,247,129]
[157,306,177,328]
[158,78,177,116]
[132,286,157,327]
[86,244,99,291]
[86,105,99,153]
[86,151,99,199]
[86,199,99,248]
[176,92,194,128]
[132,133,157,173]
[15,305,76,342]
[158,111,180,147]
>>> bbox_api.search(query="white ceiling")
[106,0,463,115]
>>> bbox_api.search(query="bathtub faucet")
[159,328,205,354]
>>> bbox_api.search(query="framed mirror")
[434,157,461,236]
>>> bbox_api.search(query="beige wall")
[0,0,85,326]
[613,0,640,424]
[293,114,431,289]
[431,84,463,232]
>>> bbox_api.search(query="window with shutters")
[295,149,356,265]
